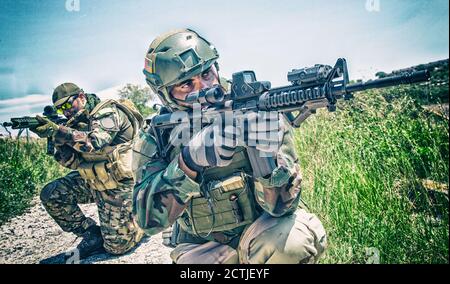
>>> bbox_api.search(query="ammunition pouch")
[78,143,134,191]
[183,173,259,238]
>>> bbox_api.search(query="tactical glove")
[181,121,238,172]
[237,111,287,153]
[29,115,59,138]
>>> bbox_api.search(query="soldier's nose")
[64,110,72,118]
[193,77,209,91]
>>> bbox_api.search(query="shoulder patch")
[91,104,120,131]
[93,106,115,119]
[98,115,119,131]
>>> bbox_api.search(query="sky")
[0,0,448,133]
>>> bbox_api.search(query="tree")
[375,71,388,79]
[118,84,156,118]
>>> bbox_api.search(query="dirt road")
[0,197,172,264]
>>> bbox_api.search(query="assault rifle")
[2,105,68,155]
[150,58,430,177]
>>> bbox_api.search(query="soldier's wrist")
[178,150,199,180]
[180,147,205,173]
[54,125,72,143]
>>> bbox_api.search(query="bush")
[0,138,68,224]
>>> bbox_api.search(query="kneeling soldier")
[132,29,327,264]
[31,83,144,263]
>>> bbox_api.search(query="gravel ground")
[0,197,172,264]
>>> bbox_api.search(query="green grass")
[295,88,449,263]
[0,138,68,225]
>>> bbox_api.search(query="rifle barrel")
[345,70,430,93]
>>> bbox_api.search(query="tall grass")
[0,138,68,224]
[295,88,449,263]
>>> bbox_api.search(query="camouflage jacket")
[132,114,303,239]
[53,102,135,169]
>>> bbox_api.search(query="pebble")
[0,197,172,264]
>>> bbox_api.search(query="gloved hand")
[237,111,287,153]
[161,224,179,248]
[54,144,80,169]
[29,115,59,138]
[181,119,238,172]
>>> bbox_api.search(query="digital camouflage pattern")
[41,171,97,236]
[41,171,142,254]
[40,97,143,255]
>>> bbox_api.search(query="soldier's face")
[63,93,87,119]
[170,65,219,108]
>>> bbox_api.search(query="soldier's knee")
[171,242,239,264]
[282,210,327,263]
[240,210,327,263]
[283,218,327,263]
[40,181,61,204]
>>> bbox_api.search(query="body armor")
[77,99,143,190]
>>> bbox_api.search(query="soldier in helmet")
[132,29,327,264]
[30,83,144,263]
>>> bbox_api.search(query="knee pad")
[281,211,327,263]
[239,211,327,264]
[40,181,60,203]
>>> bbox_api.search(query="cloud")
[0,94,50,109]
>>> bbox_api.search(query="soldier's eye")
[180,80,193,89]
[201,68,212,80]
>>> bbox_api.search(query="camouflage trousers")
[40,171,143,255]
[169,209,327,264]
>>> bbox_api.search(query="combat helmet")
[143,29,220,110]
[52,82,83,108]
